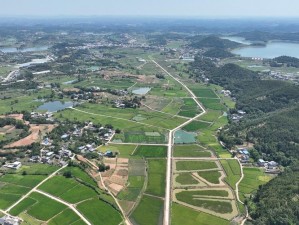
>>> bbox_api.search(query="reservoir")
[37,101,74,112]
[222,36,299,58]
[232,41,299,59]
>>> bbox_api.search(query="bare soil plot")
[102,157,129,196]
[4,124,55,148]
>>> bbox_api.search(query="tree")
[63,171,72,178]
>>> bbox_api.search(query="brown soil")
[4,124,55,148]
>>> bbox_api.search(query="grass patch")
[99,144,137,158]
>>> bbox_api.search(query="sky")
[1,0,299,18]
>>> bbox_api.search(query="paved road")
[152,59,207,225]
[5,165,68,213]
[35,189,92,225]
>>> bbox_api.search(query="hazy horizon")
[1,0,299,18]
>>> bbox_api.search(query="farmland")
[175,160,218,171]
[130,195,163,225]
[238,167,272,202]
[146,159,167,197]
[0,23,266,225]
[220,159,242,190]
[171,203,230,225]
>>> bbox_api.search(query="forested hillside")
[190,56,299,225]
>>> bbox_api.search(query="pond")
[37,101,74,112]
[132,87,151,95]
[174,130,196,144]
[0,45,49,53]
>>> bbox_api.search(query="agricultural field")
[39,175,98,204]
[9,192,67,221]
[130,195,164,225]
[199,98,226,111]
[133,145,167,158]
[197,171,222,184]
[238,167,272,202]
[171,203,230,225]
[173,144,212,158]
[220,159,242,190]
[182,120,211,132]
[146,159,166,197]
[189,86,219,98]
[0,164,58,210]
[175,160,218,171]
[177,98,202,118]
[175,173,199,185]
[77,198,122,225]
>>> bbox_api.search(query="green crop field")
[176,173,199,185]
[173,145,211,157]
[182,120,211,132]
[199,98,226,111]
[199,110,222,122]
[239,167,272,202]
[133,145,167,158]
[77,198,122,225]
[48,209,83,225]
[197,171,222,184]
[0,174,46,188]
[26,192,67,221]
[117,175,145,201]
[130,195,163,225]
[0,193,21,209]
[220,160,241,190]
[39,171,98,204]
[176,191,232,214]
[176,161,218,171]
[9,198,36,216]
[60,166,97,187]
[189,87,218,98]
[0,173,47,209]
[171,203,230,225]
[146,159,166,197]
